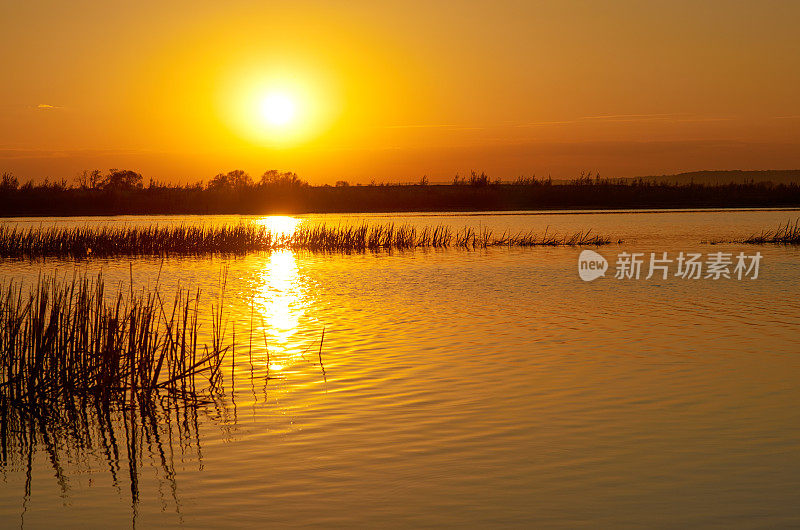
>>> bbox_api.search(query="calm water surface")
[1,209,799,528]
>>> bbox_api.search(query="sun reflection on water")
[256,215,300,240]
[258,249,300,339]
[253,248,311,372]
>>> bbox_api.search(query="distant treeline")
[1,169,800,217]
[632,169,800,186]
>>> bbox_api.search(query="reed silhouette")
[0,271,280,525]
[741,219,800,244]
[0,273,215,524]
[0,222,615,259]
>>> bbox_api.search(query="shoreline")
[3,180,800,218]
[3,205,800,221]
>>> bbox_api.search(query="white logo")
[578,250,608,281]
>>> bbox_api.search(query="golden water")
[1,210,799,527]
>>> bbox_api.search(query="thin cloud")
[580,113,677,120]
[0,148,152,160]
[517,113,732,127]
[386,114,732,131]
[36,103,63,110]
[384,124,484,130]
[513,120,579,127]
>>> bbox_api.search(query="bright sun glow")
[260,93,296,127]
[257,215,300,238]
[219,63,338,148]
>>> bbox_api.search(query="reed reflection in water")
[1,392,208,528]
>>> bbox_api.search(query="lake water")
[1,209,799,528]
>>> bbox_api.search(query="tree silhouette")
[102,169,143,191]
[207,170,253,190]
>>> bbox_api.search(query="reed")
[741,219,800,244]
[0,272,326,516]
[0,272,229,414]
[0,272,238,515]
[0,222,615,258]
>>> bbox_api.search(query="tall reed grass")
[741,219,800,244]
[0,272,326,518]
[0,222,615,258]
[0,273,231,412]
[0,272,240,516]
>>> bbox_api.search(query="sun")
[260,92,296,127]
[218,63,339,147]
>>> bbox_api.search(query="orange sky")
[1,0,799,184]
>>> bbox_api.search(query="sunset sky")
[2,0,799,184]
